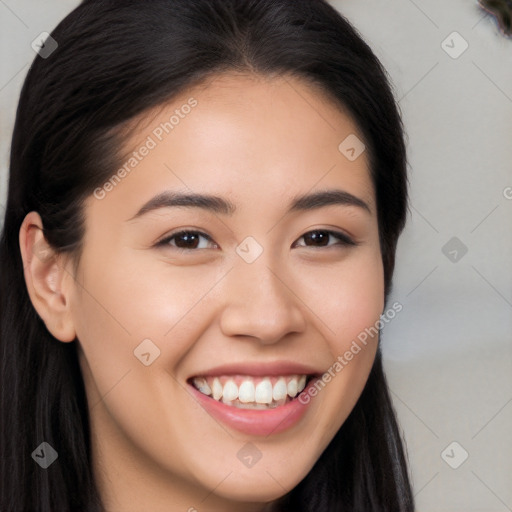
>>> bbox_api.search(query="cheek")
[293,247,385,350]
[69,246,226,424]
[69,250,216,471]
[291,248,384,437]
[72,246,221,348]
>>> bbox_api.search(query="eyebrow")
[127,188,371,221]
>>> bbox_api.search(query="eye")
[293,229,357,249]
[156,230,217,251]
[155,228,357,252]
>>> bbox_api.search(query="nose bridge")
[219,253,306,343]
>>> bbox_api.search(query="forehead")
[93,72,375,218]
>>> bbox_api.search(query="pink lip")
[187,360,323,379]
[187,377,319,437]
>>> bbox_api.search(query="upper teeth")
[192,375,308,405]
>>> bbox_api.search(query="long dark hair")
[0,1,413,510]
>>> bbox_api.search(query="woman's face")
[66,73,384,510]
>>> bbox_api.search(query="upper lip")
[188,361,323,379]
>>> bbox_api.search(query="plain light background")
[1,1,511,511]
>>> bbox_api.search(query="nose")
[219,258,307,345]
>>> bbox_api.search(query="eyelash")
[155,229,358,252]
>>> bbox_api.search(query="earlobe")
[19,211,77,343]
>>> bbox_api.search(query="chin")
[195,460,312,503]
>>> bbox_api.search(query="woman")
[0,0,414,510]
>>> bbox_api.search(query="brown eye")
[157,231,217,250]
[294,229,357,248]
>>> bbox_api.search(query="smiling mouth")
[188,374,317,409]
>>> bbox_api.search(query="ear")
[19,211,77,342]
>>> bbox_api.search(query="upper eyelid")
[156,230,216,247]
[293,230,357,247]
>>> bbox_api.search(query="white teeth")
[298,375,307,393]
[287,377,298,397]
[254,378,273,404]
[222,380,238,402]
[238,380,256,403]
[192,374,311,406]
[212,377,223,400]
[193,377,212,396]
[273,378,288,401]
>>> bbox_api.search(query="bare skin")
[19,73,384,512]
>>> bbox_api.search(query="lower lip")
[187,378,318,437]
